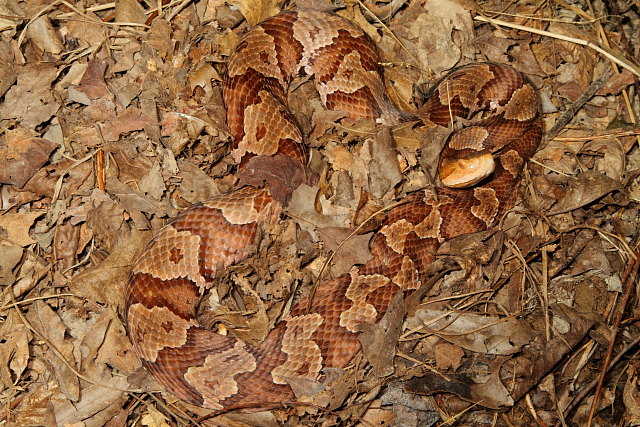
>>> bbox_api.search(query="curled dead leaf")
[549,171,621,215]
[26,16,63,54]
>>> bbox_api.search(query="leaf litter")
[0,0,639,425]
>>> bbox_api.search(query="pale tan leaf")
[114,0,147,24]
[0,212,43,246]
[26,16,63,54]
[0,136,57,187]
[228,0,284,26]
[0,238,23,285]
[68,229,152,307]
[27,301,79,401]
[414,308,536,355]
[434,342,464,371]
[549,171,621,215]
[141,405,170,427]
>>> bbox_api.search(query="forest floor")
[0,0,639,426]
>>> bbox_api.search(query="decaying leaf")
[0,238,23,285]
[26,16,64,54]
[0,137,57,187]
[0,212,42,246]
[434,342,465,371]
[414,308,536,355]
[317,227,373,276]
[0,63,59,128]
[27,301,79,401]
[228,0,284,26]
[549,171,621,214]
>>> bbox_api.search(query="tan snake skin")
[125,9,543,411]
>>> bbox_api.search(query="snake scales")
[125,9,543,411]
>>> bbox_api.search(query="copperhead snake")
[124,9,543,411]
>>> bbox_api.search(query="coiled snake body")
[125,9,543,410]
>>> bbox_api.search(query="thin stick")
[7,283,141,394]
[544,67,614,143]
[554,319,640,425]
[586,249,640,426]
[474,15,640,79]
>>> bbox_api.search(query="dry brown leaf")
[140,405,171,427]
[51,376,129,426]
[0,63,59,128]
[434,342,465,371]
[309,106,346,141]
[288,184,351,233]
[224,272,271,344]
[623,368,640,426]
[64,11,105,46]
[53,219,81,272]
[0,1,23,32]
[398,0,474,74]
[76,58,110,101]
[95,309,140,374]
[228,0,284,26]
[0,38,17,97]
[361,404,397,426]
[114,0,147,24]
[0,136,57,187]
[0,212,43,246]
[146,18,174,56]
[189,63,221,92]
[596,69,636,95]
[31,304,134,425]
[414,308,536,355]
[406,357,516,409]
[365,129,403,199]
[0,312,30,389]
[583,138,626,181]
[26,16,63,54]
[549,171,622,215]
[68,228,152,308]
[138,162,165,201]
[174,159,220,203]
[106,177,174,230]
[27,300,79,402]
[317,227,373,276]
[2,252,49,310]
[358,292,404,378]
[236,154,308,204]
[326,144,353,171]
[101,107,156,142]
[392,122,422,150]
[0,238,23,285]
[9,381,58,426]
[23,158,95,200]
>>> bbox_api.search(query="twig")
[554,326,640,425]
[552,129,640,141]
[7,283,141,394]
[544,67,614,144]
[356,0,421,70]
[55,2,116,19]
[474,15,640,79]
[586,248,640,426]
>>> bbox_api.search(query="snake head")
[438,149,495,188]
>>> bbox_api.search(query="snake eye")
[438,149,495,188]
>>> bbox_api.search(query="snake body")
[125,9,542,410]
